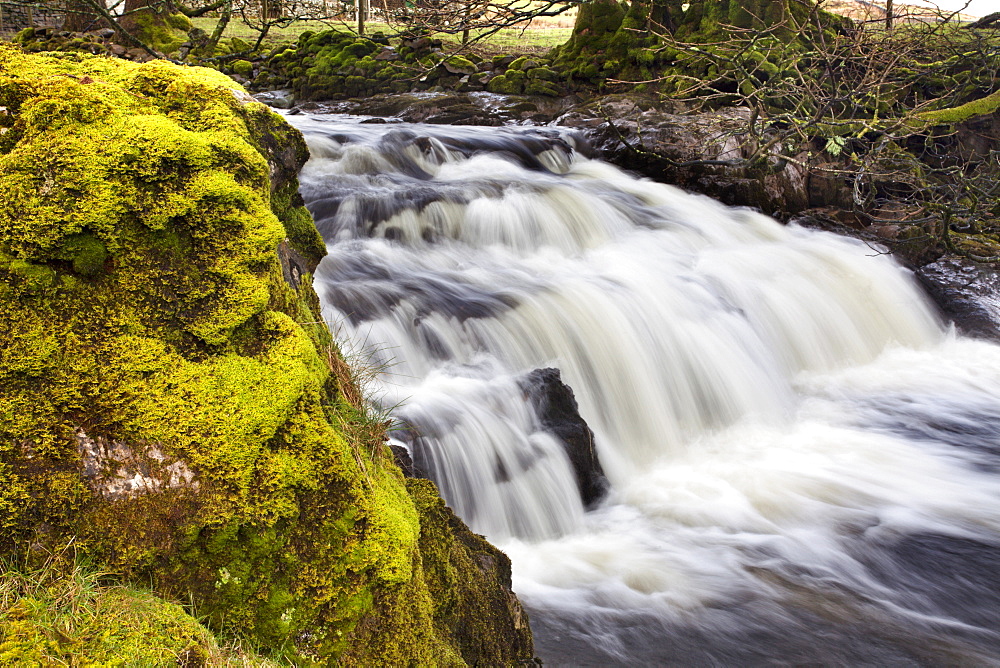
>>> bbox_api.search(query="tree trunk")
[358,0,367,34]
[204,0,231,54]
[262,0,282,19]
[118,0,172,36]
[63,0,107,32]
[665,0,816,41]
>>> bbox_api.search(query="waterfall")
[290,115,1000,665]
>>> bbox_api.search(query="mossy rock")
[443,55,477,76]
[527,66,559,82]
[343,39,377,58]
[507,56,529,72]
[229,36,252,54]
[231,59,254,77]
[0,45,532,664]
[486,74,523,95]
[524,79,561,97]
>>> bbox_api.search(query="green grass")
[0,551,279,666]
[189,15,572,55]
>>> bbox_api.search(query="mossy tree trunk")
[651,0,818,41]
[567,0,820,46]
[553,0,834,83]
[118,0,173,45]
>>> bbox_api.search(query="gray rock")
[918,256,1000,341]
[253,89,295,110]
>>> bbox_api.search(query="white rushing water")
[290,115,1000,665]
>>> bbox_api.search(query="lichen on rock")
[0,44,532,664]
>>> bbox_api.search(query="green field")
[189,12,574,55]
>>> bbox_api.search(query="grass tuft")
[0,546,279,666]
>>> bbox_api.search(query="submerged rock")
[521,368,608,508]
[0,45,532,664]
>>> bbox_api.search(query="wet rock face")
[521,368,608,508]
[557,96,812,218]
[293,91,581,126]
[918,257,1000,342]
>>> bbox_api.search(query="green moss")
[527,66,559,81]
[258,30,420,100]
[524,79,560,96]
[443,55,477,75]
[229,36,252,54]
[507,56,528,71]
[0,45,532,665]
[56,233,108,276]
[232,59,254,77]
[167,12,193,32]
[486,74,522,95]
[918,88,1000,124]
[132,12,188,55]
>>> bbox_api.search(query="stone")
[557,95,810,216]
[374,46,400,61]
[520,368,608,508]
[0,46,534,665]
[442,55,477,75]
[918,257,1000,341]
[252,89,295,110]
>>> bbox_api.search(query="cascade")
[290,115,1000,665]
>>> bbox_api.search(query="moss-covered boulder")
[0,45,532,664]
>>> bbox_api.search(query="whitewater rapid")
[289,114,1000,665]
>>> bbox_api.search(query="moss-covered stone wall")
[0,44,532,664]
[249,29,569,100]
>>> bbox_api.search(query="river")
[289,114,1000,666]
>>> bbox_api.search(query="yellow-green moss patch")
[919,88,1000,124]
[0,45,532,664]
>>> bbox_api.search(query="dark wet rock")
[917,256,1000,341]
[390,444,417,478]
[521,368,608,508]
[557,95,812,218]
[301,91,580,126]
[858,532,1000,630]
